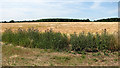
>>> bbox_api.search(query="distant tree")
[94,18,120,22]
[9,20,15,23]
[2,18,120,23]
[86,19,90,22]
[2,21,7,23]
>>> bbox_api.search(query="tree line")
[94,18,120,22]
[1,18,120,23]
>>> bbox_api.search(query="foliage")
[9,20,15,23]
[35,18,90,22]
[70,32,87,51]
[2,28,69,51]
[94,18,120,22]
[2,28,118,52]
[1,18,120,23]
[92,58,98,62]
[70,29,117,52]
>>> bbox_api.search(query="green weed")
[2,28,118,52]
[81,55,86,59]
[92,58,98,62]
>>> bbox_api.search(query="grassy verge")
[2,44,118,66]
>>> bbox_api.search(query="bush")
[85,32,97,52]
[2,29,14,43]
[70,29,117,52]
[2,28,69,51]
[2,28,117,52]
[100,29,117,51]
[70,32,87,52]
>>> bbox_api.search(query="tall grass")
[2,28,118,52]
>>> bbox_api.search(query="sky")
[0,0,119,21]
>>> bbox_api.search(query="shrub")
[70,32,87,52]
[85,32,97,52]
[2,28,14,43]
[100,29,117,51]
[70,29,117,52]
[2,28,117,52]
[2,28,69,51]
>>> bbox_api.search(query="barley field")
[0,22,118,34]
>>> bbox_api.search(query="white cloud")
[90,2,101,9]
[90,0,105,9]
[0,1,80,21]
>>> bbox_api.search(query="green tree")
[9,20,15,23]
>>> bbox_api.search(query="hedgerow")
[2,28,118,52]
[2,28,69,51]
[70,29,118,52]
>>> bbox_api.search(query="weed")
[44,49,48,52]
[2,28,117,52]
[2,28,69,51]
[97,52,101,56]
[72,52,76,54]
[77,51,81,54]
[114,59,118,61]
[92,53,97,56]
[21,57,24,60]
[51,56,71,62]
[88,62,91,64]
[113,52,118,55]
[81,55,86,59]
[12,63,16,66]
[70,29,117,52]
[81,51,86,55]
[92,58,98,62]
[70,32,87,52]
[68,51,71,53]
[50,63,54,66]
[103,51,109,56]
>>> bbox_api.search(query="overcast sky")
[0,0,119,21]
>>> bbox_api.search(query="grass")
[92,58,98,62]
[2,44,119,66]
[21,57,25,60]
[81,55,86,59]
[114,59,118,61]
[92,53,97,56]
[51,56,71,63]
[97,52,101,56]
[50,63,54,66]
